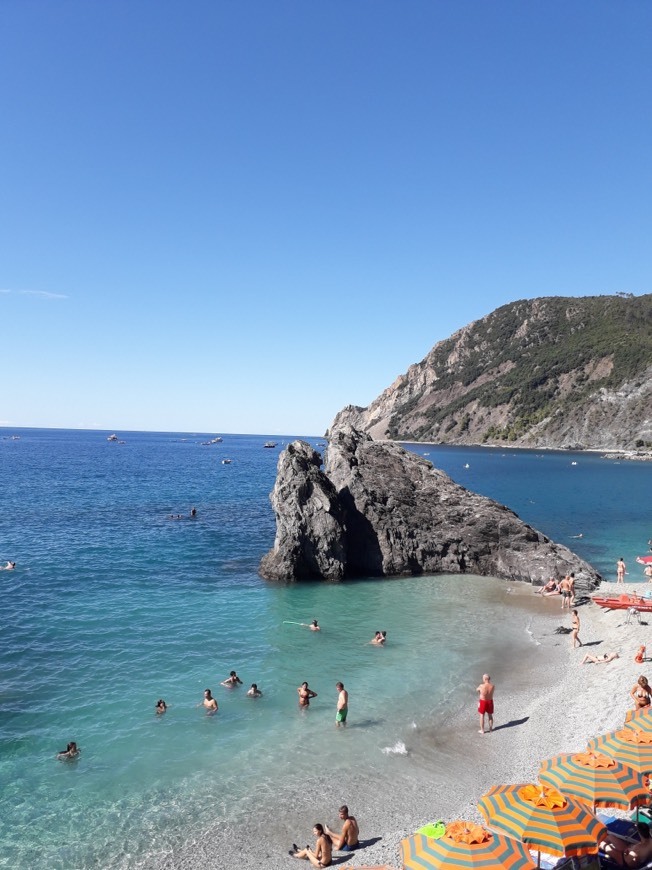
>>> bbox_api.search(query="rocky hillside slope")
[331,294,652,450]
[259,425,601,585]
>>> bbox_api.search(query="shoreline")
[141,579,647,870]
[397,439,652,462]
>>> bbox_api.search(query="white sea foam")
[381,740,408,755]
[525,617,541,645]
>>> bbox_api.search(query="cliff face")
[260,425,602,588]
[330,294,652,450]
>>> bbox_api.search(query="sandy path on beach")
[143,581,649,870]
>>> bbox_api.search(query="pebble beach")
[144,579,649,870]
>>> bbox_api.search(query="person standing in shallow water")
[477,673,494,734]
[335,682,348,727]
[298,681,317,708]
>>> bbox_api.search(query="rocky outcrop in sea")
[259,424,602,588]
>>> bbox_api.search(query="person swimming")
[56,741,80,760]
[221,671,243,687]
[1,561,16,570]
[155,699,167,714]
[247,683,262,697]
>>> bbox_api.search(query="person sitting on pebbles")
[289,824,332,867]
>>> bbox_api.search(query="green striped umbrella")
[587,728,652,775]
[478,783,606,858]
[401,821,536,870]
[539,751,647,811]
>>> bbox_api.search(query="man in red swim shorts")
[476,673,495,734]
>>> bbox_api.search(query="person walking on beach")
[571,610,582,648]
[631,676,652,710]
[325,805,359,851]
[617,558,626,584]
[298,681,317,708]
[198,689,218,713]
[477,674,495,734]
[559,574,572,609]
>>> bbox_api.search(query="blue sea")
[1,429,651,869]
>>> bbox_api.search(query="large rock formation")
[260,425,602,588]
[331,294,652,451]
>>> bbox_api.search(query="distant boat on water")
[107,434,118,442]
[263,441,278,448]
[222,459,232,465]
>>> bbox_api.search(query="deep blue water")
[0,428,650,869]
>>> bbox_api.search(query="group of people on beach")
[289,805,359,866]
[536,572,577,607]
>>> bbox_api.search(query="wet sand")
[142,580,647,869]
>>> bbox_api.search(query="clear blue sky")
[1,1,650,435]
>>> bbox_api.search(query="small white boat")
[107,434,118,442]
[463,463,470,469]
[222,459,232,465]
[263,441,277,448]
[571,461,577,466]
[210,437,223,444]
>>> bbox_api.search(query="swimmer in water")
[221,670,243,687]
[1,561,16,570]
[155,699,167,714]
[297,681,317,708]
[198,689,218,712]
[309,619,320,631]
[247,683,262,697]
[56,741,80,760]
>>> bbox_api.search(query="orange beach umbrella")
[625,709,652,731]
[401,821,536,870]
[477,783,606,858]
[538,751,647,811]
[587,728,652,775]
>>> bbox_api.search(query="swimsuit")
[341,843,357,852]
[478,699,494,715]
[336,708,348,723]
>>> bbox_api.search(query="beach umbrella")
[401,821,536,870]
[477,783,606,859]
[538,750,647,811]
[587,728,652,775]
[625,709,652,730]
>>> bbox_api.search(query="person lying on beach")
[198,689,218,712]
[247,683,262,697]
[56,741,80,760]
[631,676,652,710]
[221,671,243,687]
[325,805,359,851]
[298,681,317,708]
[601,822,652,868]
[155,699,167,714]
[290,824,332,867]
[581,652,619,665]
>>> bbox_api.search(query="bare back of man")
[476,674,495,734]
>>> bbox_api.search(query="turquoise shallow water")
[1,430,651,869]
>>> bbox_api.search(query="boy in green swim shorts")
[335,682,348,727]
